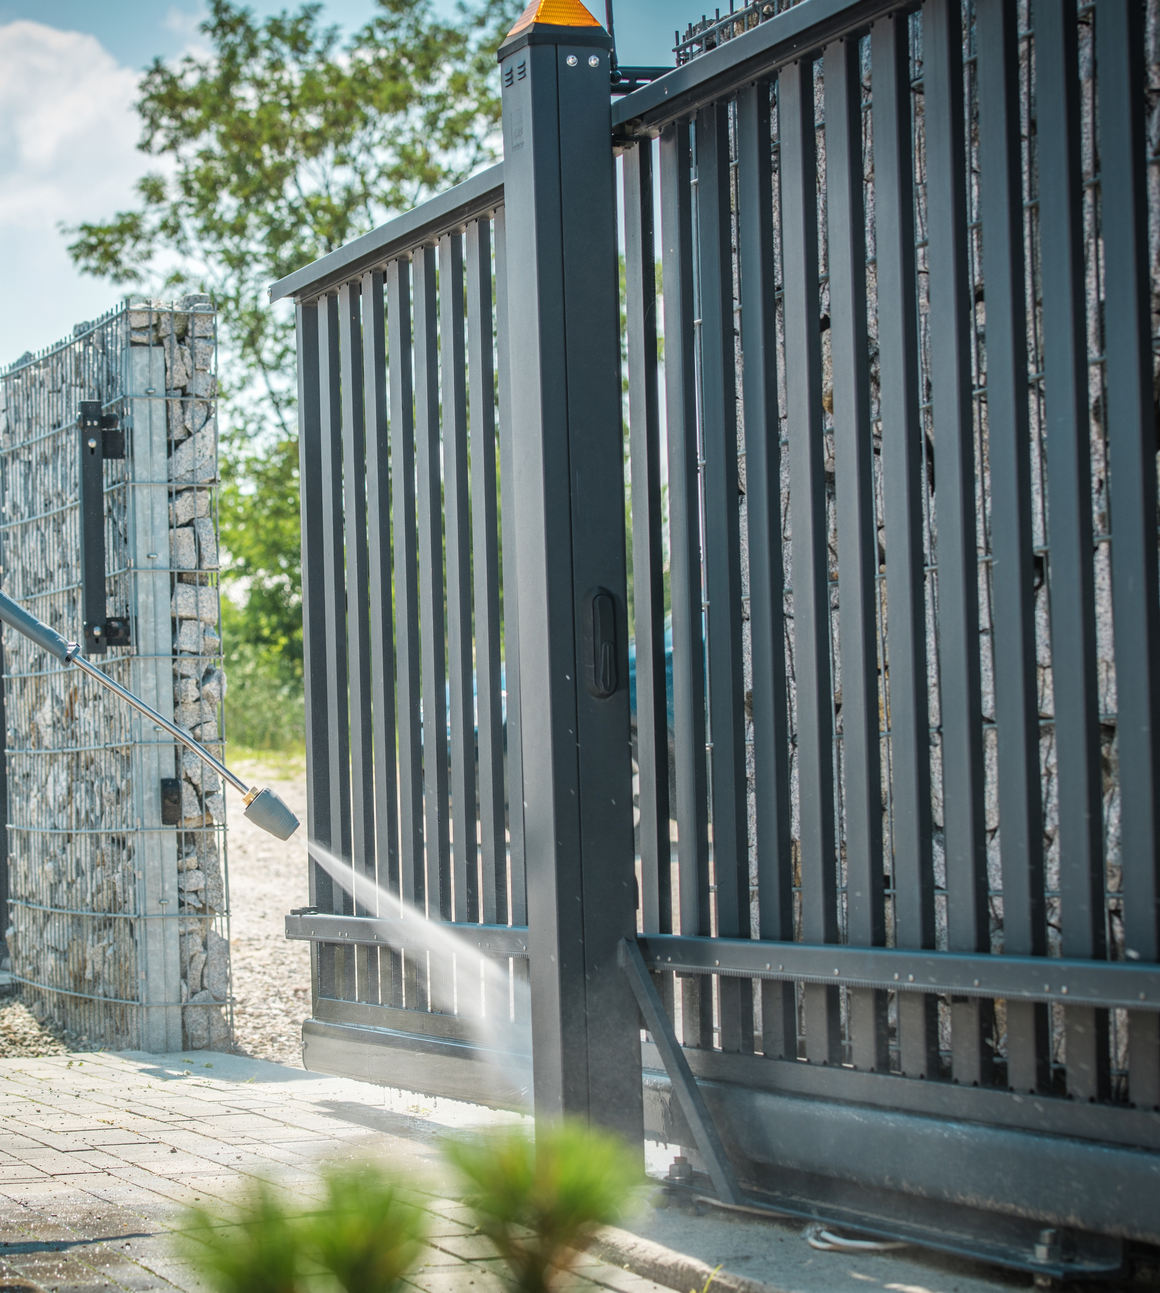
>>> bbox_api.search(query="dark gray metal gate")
[273,170,533,1103]
[276,0,1160,1276]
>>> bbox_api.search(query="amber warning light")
[506,0,603,38]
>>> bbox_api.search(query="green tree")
[67,0,517,746]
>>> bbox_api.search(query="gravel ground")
[0,756,313,1066]
[225,757,312,1066]
[0,1000,70,1056]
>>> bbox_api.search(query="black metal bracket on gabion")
[78,400,130,655]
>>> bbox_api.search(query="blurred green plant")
[174,1160,429,1293]
[307,1160,429,1292]
[443,1120,645,1292]
[174,1177,308,1293]
[174,1125,645,1293]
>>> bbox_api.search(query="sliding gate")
[276,0,1160,1276]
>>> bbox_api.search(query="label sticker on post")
[584,588,618,699]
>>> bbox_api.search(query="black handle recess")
[585,588,618,699]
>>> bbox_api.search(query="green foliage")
[174,1177,309,1293]
[174,1161,428,1293]
[443,1120,645,1292]
[219,432,303,658]
[67,0,519,737]
[219,590,304,752]
[307,1160,429,1292]
[220,631,305,751]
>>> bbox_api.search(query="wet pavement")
[0,1049,1030,1293]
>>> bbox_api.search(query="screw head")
[588,54,600,67]
[566,54,578,66]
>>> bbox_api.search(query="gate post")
[498,1,643,1145]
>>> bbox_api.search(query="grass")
[223,742,306,777]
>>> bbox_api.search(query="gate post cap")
[499,0,611,55]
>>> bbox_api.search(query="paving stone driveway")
[0,1050,670,1293]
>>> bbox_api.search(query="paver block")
[405,1260,510,1291]
[422,1213,474,1238]
[12,1147,102,1175]
[430,1232,503,1261]
[0,1164,49,1184]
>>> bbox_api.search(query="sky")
[0,0,685,369]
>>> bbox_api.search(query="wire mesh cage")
[0,298,229,1051]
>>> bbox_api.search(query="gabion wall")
[0,298,229,1051]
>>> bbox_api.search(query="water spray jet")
[0,587,299,840]
[301,840,533,1102]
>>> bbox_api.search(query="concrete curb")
[593,1226,789,1293]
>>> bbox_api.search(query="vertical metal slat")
[779,56,840,1064]
[318,292,354,997]
[494,206,528,1032]
[737,79,795,1061]
[825,34,888,1071]
[467,217,506,928]
[414,244,450,932]
[1097,0,1160,1109]
[661,117,713,1050]
[296,300,333,1006]
[441,232,477,926]
[1036,0,1109,1100]
[924,0,992,1085]
[696,101,752,1055]
[362,268,401,1007]
[495,207,526,929]
[387,257,424,1008]
[871,11,938,1078]
[338,279,377,1004]
[624,140,672,943]
[976,0,1048,1093]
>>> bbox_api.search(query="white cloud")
[0,21,144,228]
[163,4,211,58]
[163,4,203,38]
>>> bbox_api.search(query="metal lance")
[0,587,299,840]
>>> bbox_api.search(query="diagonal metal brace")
[619,937,740,1205]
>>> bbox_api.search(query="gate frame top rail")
[611,0,912,139]
[269,164,505,305]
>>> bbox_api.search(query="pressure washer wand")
[0,588,299,840]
